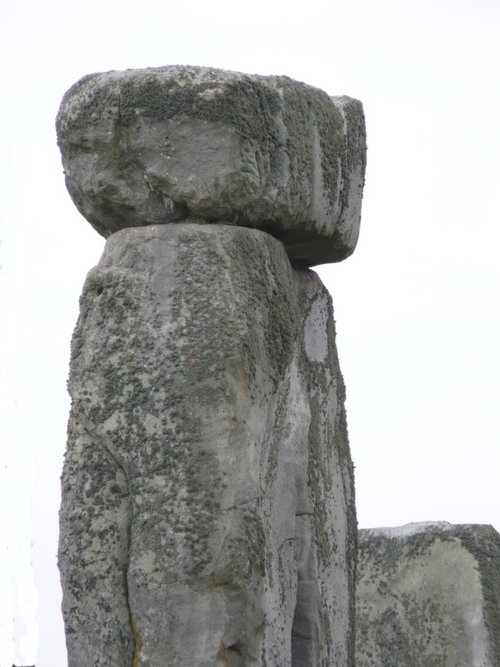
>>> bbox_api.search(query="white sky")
[1,0,499,665]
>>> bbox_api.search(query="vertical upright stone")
[57,66,366,666]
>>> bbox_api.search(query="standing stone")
[57,66,366,666]
[60,224,356,666]
[355,522,500,667]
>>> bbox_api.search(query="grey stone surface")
[355,522,500,667]
[59,223,357,666]
[56,65,366,266]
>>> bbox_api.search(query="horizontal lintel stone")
[57,65,366,267]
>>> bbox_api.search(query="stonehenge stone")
[355,522,500,667]
[58,66,366,666]
[56,66,366,266]
[59,223,357,666]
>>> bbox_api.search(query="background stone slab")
[56,66,366,266]
[355,522,500,667]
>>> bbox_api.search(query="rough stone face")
[56,66,366,266]
[355,522,500,667]
[59,223,357,666]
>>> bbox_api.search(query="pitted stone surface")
[56,66,366,266]
[59,223,357,666]
[355,522,500,667]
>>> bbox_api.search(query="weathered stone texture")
[59,223,356,666]
[56,66,366,266]
[355,522,500,667]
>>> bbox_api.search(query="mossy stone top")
[57,65,366,266]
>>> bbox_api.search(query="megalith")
[355,522,500,667]
[57,66,366,666]
[56,66,366,267]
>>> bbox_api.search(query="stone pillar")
[355,522,500,667]
[56,66,366,666]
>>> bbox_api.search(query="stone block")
[56,66,366,266]
[59,222,357,666]
[355,522,500,667]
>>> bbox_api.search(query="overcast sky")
[1,0,499,665]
